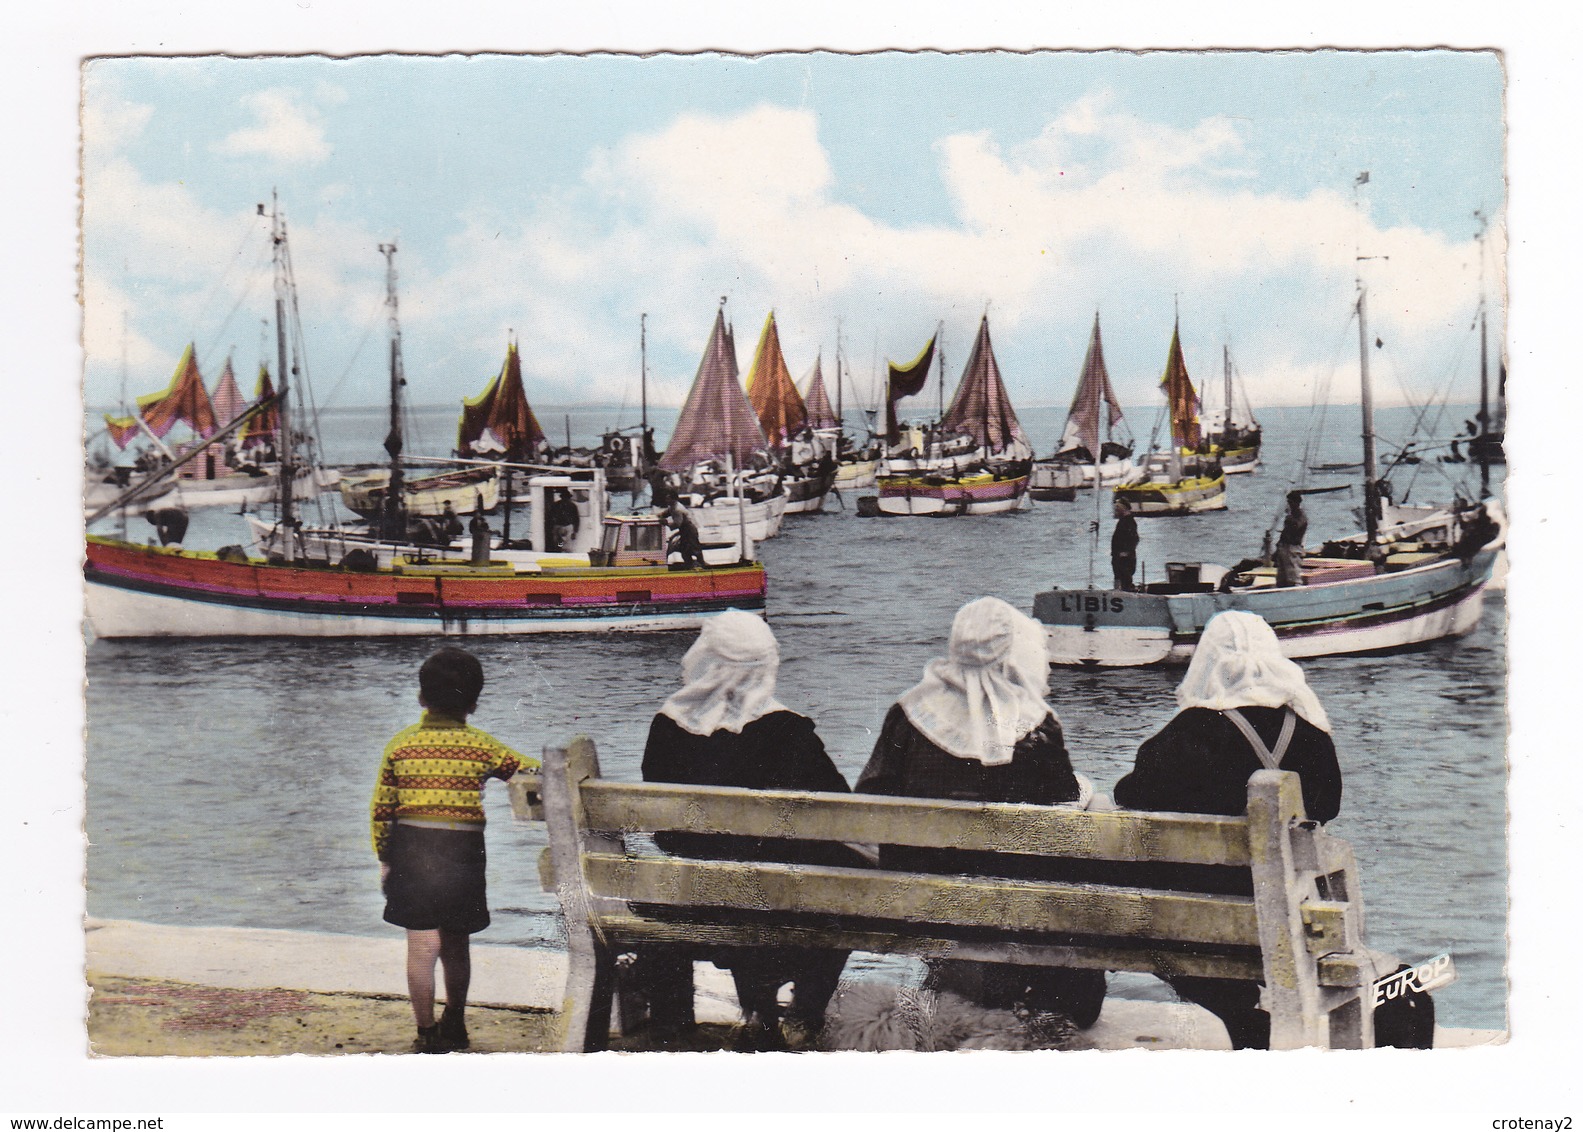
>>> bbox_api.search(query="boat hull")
[834,459,877,490]
[876,472,1029,516]
[1032,549,1497,666]
[84,537,766,638]
[781,469,837,514]
[1029,458,1135,499]
[1113,472,1227,516]
[340,467,500,518]
[692,493,787,543]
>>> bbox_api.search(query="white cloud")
[214,89,331,165]
[409,100,1489,410]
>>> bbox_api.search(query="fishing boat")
[1033,274,1500,666]
[1112,320,1228,517]
[657,303,788,541]
[744,312,835,514]
[1200,345,1262,473]
[95,345,324,513]
[1030,314,1135,501]
[85,205,765,639]
[876,315,1032,516]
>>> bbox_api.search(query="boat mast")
[1357,286,1380,551]
[640,311,648,439]
[270,192,297,559]
[1223,344,1233,436]
[1475,209,1491,497]
[1089,312,1103,590]
[379,243,406,541]
[835,321,844,445]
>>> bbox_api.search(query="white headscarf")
[1175,610,1331,732]
[898,596,1057,766]
[659,610,789,736]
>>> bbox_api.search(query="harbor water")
[85,402,1508,1029]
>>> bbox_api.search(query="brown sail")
[1057,314,1126,458]
[457,341,546,461]
[745,311,808,448]
[659,307,768,472]
[939,315,1027,453]
[802,355,839,431]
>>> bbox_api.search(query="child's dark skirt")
[383,824,490,934]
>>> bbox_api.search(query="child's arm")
[370,741,401,862]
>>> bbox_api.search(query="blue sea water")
[84,401,1508,1029]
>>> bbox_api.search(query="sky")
[81,49,1507,425]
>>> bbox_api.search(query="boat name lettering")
[1058,594,1124,614]
[1370,953,1455,1006]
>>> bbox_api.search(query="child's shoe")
[411,1024,446,1054]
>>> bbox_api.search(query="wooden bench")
[525,736,1403,1052]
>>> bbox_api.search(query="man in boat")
[547,488,581,552]
[146,506,189,547]
[1110,499,1139,592]
[1276,491,1308,588]
[663,499,706,569]
[439,501,464,543]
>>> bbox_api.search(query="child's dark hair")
[419,647,484,715]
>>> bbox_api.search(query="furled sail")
[457,341,546,461]
[940,315,1027,453]
[659,307,768,471]
[1058,314,1126,458]
[211,358,248,428]
[885,333,936,442]
[745,312,808,447]
[1160,321,1202,451]
[103,343,218,446]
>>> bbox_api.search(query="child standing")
[371,647,534,1053]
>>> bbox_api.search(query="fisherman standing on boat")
[440,501,464,543]
[548,488,580,552]
[1110,499,1139,592]
[1276,492,1307,587]
[663,499,706,569]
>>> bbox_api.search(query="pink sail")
[211,358,248,428]
[939,315,1027,453]
[659,307,768,471]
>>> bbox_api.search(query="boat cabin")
[589,515,669,567]
[524,470,605,556]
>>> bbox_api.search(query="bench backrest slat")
[582,853,1262,947]
[580,780,1254,866]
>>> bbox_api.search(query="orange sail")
[744,312,808,448]
[1160,321,1201,451]
[135,344,219,440]
[457,342,546,461]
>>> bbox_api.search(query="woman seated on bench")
[638,610,868,1051]
[1113,609,1341,1049]
[855,595,1108,1029]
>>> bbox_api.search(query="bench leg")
[1326,992,1374,1049]
[559,941,616,1053]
